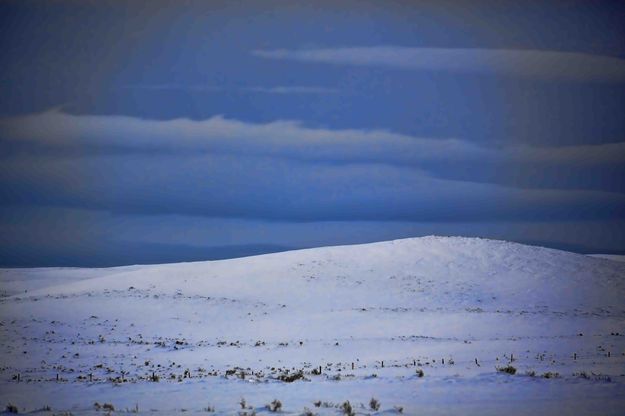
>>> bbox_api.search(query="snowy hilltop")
[1,236,624,415]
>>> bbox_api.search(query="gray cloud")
[1,111,623,224]
[2,110,623,167]
[1,150,624,223]
[253,47,625,82]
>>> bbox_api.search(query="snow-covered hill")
[589,254,625,263]
[1,237,624,415]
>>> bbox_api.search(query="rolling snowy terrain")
[1,236,624,415]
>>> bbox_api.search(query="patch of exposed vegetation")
[496,365,517,375]
[267,399,282,412]
[369,397,381,411]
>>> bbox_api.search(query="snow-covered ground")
[1,236,624,415]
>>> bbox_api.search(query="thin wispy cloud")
[244,86,338,94]
[123,84,224,92]
[253,47,625,82]
[124,84,338,94]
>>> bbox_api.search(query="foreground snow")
[1,236,624,415]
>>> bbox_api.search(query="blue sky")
[1,0,624,266]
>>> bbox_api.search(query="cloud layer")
[253,47,625,82]
[3,110,624,167]
[1,111,624,223]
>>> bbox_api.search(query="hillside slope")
[16,236,625,311]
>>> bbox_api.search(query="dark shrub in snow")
[268,399,282,412]
[341,401,355,416]
[497,365,517,375]
[370,397,381,411]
